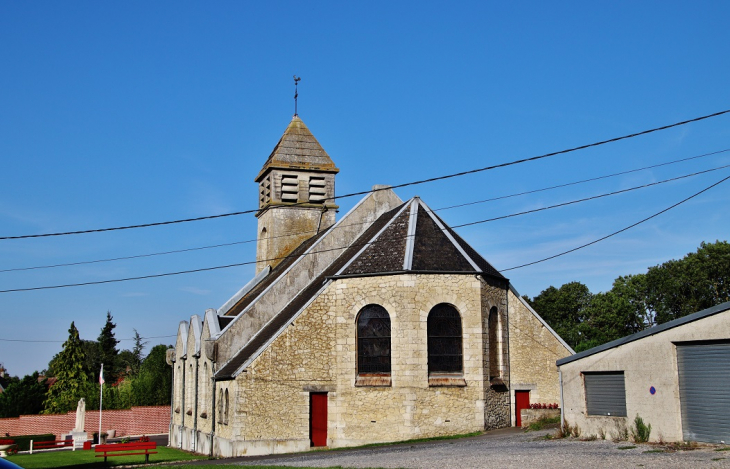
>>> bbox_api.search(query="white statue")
[74,398,86,432]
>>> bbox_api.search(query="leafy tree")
[98,311,119,383]
[47,339,99,379]
[131,345,173,406]
[43,322,90,414]
[528,282,592,350]
[0,372,48,417]
[646,241,730,324]
[576,290,644,352]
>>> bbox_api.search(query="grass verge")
[7,446,207,468]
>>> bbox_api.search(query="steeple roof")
[255,116,339,182]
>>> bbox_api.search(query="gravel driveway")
[225,427,730,469]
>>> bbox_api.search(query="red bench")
[94,441,157,463]
[33,439,74,450]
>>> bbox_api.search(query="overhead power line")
[0,334,176,343]
[2,169,727,293]
[2,109,728,241]
[501,173,730,271]
[2,154,728,274]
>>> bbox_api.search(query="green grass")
[617,445,637,450]
[715,447,730,452]
[527,416,561,431]
[7,446,207,468]
[643,449,664,453]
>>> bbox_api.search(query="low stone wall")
[520,409,560,428]
[0,406,170,439]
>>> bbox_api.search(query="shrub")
[632,414,652,443]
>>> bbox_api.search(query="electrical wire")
[2,169,727,293]
[0,334,176,343]
[3,152,728,273]
[2,109,728,241]
[501,174,730,271]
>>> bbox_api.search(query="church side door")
[515,390,530,427]
[310,392,328,446]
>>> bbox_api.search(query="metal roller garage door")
[676,341,730,443]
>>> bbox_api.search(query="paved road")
[183,427,730,468]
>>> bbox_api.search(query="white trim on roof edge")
[189,315,203,357]
[418,199,481,272]
[334,201,412,276]
[403,199,418,271]
[510,284,575,355]
[218,266,270,316]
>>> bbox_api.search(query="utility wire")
[0,334,176,343]
[3,152,728,273]
[501,174,730,271]
[2,169,727,293]
[2,109,728,241]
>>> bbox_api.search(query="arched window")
[224,389,230,425]
[218,389,224,424]
[201,362,208,415]
[356,304,391,375]
[427,304,463,374]
[489,307,500,379]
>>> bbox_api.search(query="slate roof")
[338,197,505,278]
[213,196,506,380]
[255,116,339,182]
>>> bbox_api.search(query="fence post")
[30,439,33,454]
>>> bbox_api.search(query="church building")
[169,115,573,457]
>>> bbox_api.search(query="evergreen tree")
[0,372,48,417]
[43,322,90,414]
[98,311,119,383]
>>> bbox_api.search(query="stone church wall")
[508,288,573,424]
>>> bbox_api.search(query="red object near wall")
[310,393,328,447]
[515,390,530,427]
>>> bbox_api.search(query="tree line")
[524,240,730,352]
[0,312,172,417]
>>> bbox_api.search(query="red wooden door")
[310,392,328,447]
[515,390,530,427]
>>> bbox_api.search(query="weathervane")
[293,75,301,116]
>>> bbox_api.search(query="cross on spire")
[293,75,301,116]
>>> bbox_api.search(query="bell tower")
[254,116,339,273]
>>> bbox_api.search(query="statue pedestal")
[70,431,87,449]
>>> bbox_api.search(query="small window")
[428,304,463,374]
[584,372,627,417]
[357,305,391,375]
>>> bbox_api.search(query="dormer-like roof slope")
[255,116,339,182]
[339,197,505,279]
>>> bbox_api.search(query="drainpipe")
[169,359,175,447]
[505,283,512,427]
[180,358,185,448]
[559,369,565,430]
[193,356,199,452]
[210,372,216,458]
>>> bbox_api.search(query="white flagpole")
[98,363,104,444]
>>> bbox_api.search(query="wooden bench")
[33,439,74,450]
[94,441,157,463]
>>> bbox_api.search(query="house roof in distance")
[255,115,339,182]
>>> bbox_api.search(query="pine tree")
[98,311,119,383]
[43,322,90,414]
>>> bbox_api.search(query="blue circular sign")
[649,386,656,395]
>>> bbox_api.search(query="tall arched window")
[224,389,229,425]
[489,306,501,379]
[356,304,391,375]
[201,362,208,416]
[218,389,224,424]
[427,304,463,374]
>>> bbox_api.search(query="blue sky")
[1,2,729,377]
